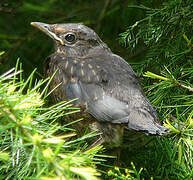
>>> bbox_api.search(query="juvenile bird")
[31,22,168,149]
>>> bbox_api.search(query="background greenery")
[0,0,163,76]
[0,0,192,179]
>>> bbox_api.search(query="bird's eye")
[64,33,76,43]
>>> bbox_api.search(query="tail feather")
[128,108,169,135]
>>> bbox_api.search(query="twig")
[128,5,155,11]
[97,0,111,31]
[174,80,193,93]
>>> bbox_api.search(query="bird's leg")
[111,147,122,166]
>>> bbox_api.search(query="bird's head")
[31,22,109,56]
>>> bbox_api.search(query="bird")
[31,22,168,149]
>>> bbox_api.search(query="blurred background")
[0,0,162,77]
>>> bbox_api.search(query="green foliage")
[108,163,144,180]
[120,0,193,86]
[140,71,193,179]
[0,60,102,179]
[118,0,193,179]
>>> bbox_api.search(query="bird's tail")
[128,107,169,135]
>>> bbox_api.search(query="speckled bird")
[31,22,168,149]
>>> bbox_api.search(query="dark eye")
[65,33,76,43]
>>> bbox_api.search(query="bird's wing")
[57,53,167,135]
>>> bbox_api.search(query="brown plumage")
[31,22,168,149]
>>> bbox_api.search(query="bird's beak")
[30,22,64,45]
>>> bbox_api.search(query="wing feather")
[49,52,168,135]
